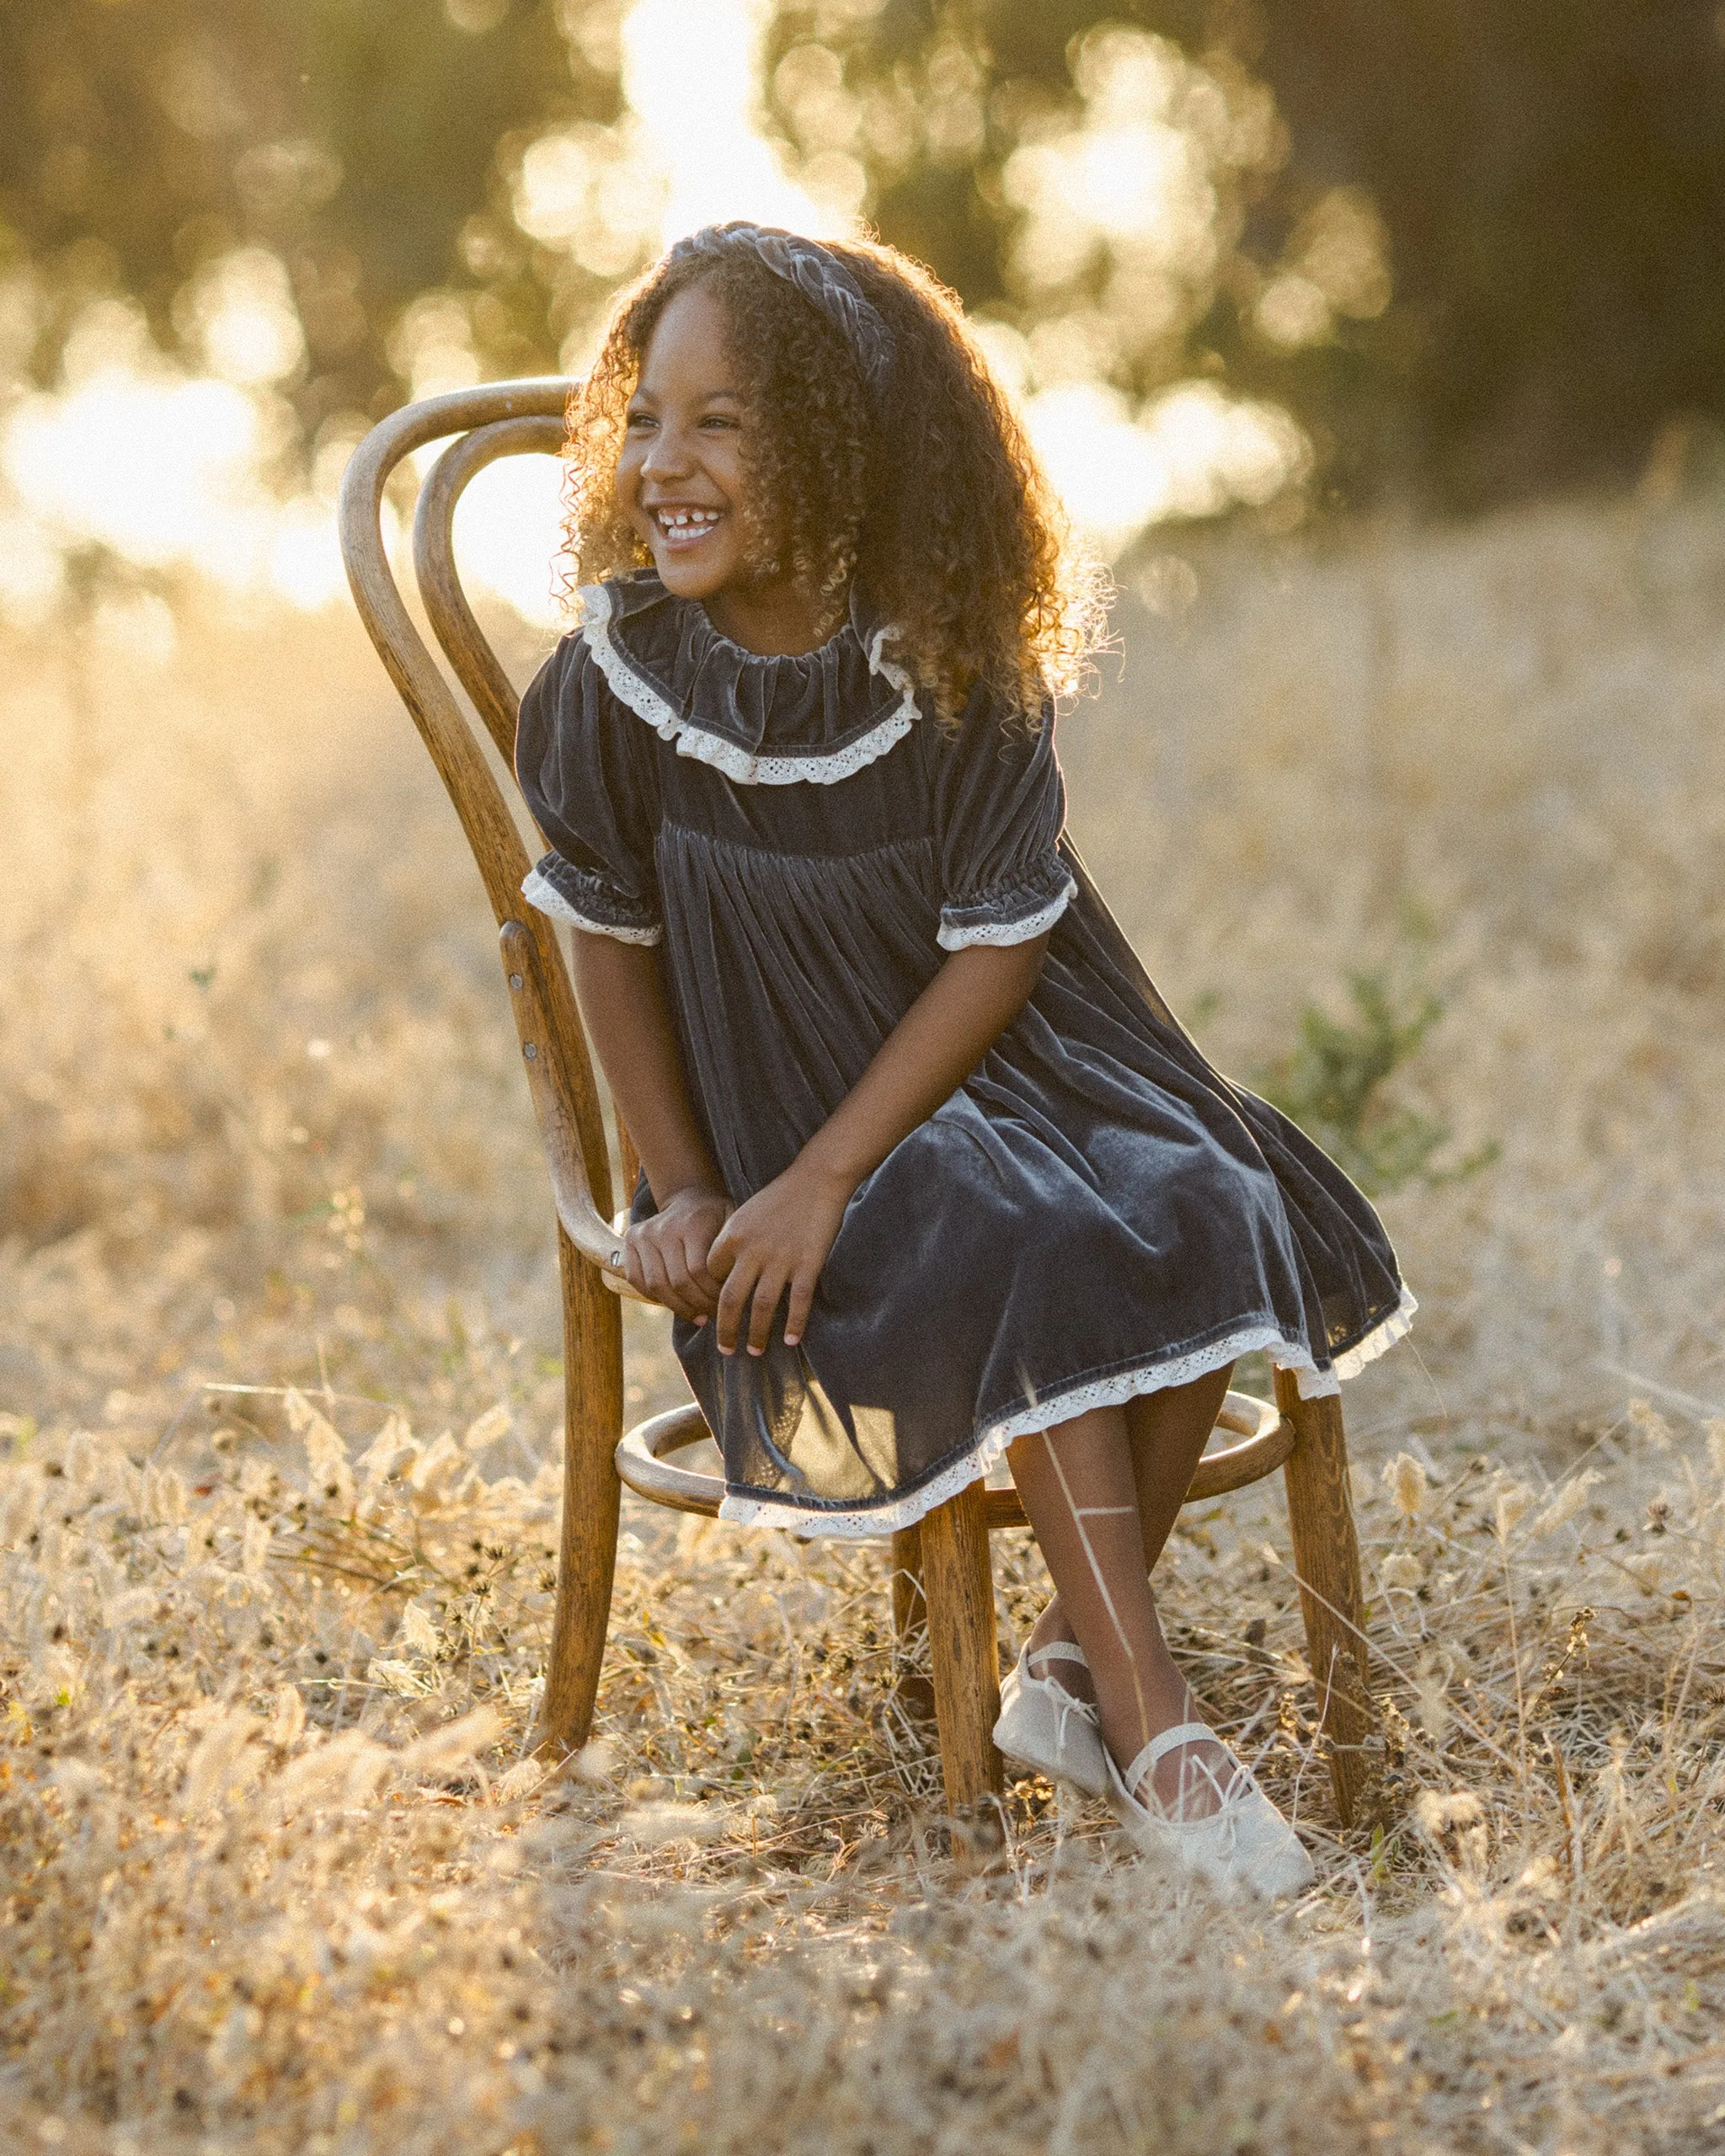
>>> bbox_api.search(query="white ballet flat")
[1103,1719,1316,1899]
[992,1638,1110,1798]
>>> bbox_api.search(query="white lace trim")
[577,583,918,787]
[520,864,662,946]
[716,1284,1418,1540]
[1328,1282,1418,1385]
[937,877,1076,952]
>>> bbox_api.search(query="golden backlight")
[0,3,1319,643]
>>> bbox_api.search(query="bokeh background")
[4,8,1725,2153]
[9,0,1725,616]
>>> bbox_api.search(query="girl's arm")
[571,928,1050,1344]
[567,934,729,1322]
[709,936,1050,1354]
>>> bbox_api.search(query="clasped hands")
[620,1159,853,1356]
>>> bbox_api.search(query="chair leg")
[889,1524,937,1722]
[1274,1368,1375,1825]
[532,1226,624,1758]
[918,1481,1004,1814]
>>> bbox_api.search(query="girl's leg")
[1007,1364,1234,1816]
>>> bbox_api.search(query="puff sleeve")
[514,634,663,946]
[932,689,1076,951]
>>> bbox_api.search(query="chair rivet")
[610,1250,624,1268]
[508,973,523,990]
[523,1042,538,1059]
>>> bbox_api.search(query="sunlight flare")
[0,1,1311,627]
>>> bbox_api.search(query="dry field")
[3,484,1724,2153]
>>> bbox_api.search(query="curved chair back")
[337,380,626,1758]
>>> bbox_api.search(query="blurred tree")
[0,0,617,447]
[764,0,1725,509]
[7,0,1724,513]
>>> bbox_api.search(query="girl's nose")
[641,424,694,479]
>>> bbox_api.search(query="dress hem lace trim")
[579,582,918,787]
[717,1286,1418,1540]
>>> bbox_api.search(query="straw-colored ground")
[3,486,1724,2153]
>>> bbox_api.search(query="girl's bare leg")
[1007,1365,1234,1816]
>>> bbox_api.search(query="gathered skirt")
[656,843,1412,1539]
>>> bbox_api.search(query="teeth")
[657,510,720,528]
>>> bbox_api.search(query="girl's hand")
[708,1161,852,1356]
[624,1185,729,1321]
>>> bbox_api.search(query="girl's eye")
[700,414,740,430]
[625,411,655,430]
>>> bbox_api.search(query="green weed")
[1258,958,1497,1197]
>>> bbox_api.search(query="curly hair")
[561,234,1108,726]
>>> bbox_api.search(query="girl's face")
[616,280,825,655]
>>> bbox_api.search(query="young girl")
[516,222,1413,1895]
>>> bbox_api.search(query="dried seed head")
[1626,1397,1673,1451]
[358,1412,415,1487]
[1533,1468,1601,1537]
[268,1684,306,1752]
[1412,1655,1450,1741]
[571,1737,617,1784]
[1414,1788,1489,1871]
[1379,1550,1425,1590]
[1382,1452,1429,1519]
[1493,1481,1533,1539]
[180,1710,263,1816]
[301,1410,355,1513]
[398,1600,441,1657]
[0,1468,44,1549]
[463,1403,511,1455]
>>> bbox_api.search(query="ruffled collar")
[574,570,919,786]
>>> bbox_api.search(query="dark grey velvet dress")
[516,569,1413,1537]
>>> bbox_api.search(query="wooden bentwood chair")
[339,381,1380,1828]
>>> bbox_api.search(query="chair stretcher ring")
[613,1390,1296,1532]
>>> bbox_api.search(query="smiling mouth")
[649,507,725,551]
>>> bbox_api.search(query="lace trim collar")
[575,573,919,787]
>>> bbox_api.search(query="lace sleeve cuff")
[937,862,1076,952]
[521,855,662,947]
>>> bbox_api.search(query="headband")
[665,221,896,402]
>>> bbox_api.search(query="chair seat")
[615,1389,1295,1530]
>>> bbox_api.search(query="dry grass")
[3,486,1724,2152]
